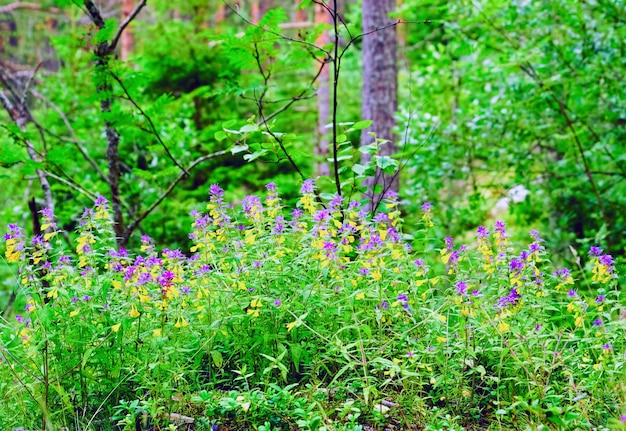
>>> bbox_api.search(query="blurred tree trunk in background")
[360,0,398,211]
[294,0,307,22]
[251,1,261,24]
[260,0,272,17]
[121,0,134,60]
[314,2,331,178]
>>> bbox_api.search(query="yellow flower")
[286,320,299,332]
[498,321,510,333]
[112,323,122,333]
[174,317,188,328]
[129,304,140,318]
[436,336,447,343]
[575,315,583,327]
[153,328,161,337]
[355,292,365,300]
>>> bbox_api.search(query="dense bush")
[1,182,624,430]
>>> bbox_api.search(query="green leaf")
[210,350,223,368]
[352,120,373,130]
[215,130,228,141]
[375,155,398,171]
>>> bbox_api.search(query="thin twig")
[225,2,331,57]
[109,0,147,52]
[109,71,188,175]
[29,88,109,184]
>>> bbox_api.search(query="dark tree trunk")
[360,0,398,213]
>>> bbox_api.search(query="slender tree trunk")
[360,0,398,212]
[251,1,261,24]
[294,0,307,22]
[121,0,134,60]
[314,2,331,178]
[215,3,225,26]
[260,0,272,16]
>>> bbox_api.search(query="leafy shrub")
[1,182,624,430]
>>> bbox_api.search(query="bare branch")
[225,2,331,57]
[109,0,147,52]
[109,71,189,175]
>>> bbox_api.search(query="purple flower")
[329,194,343,211]
[529,230,543,242]
[94,196,108,207]
[603,343,612,350]
[253,260,262,268]
[348,201,360,210]
[180,286,191,295]
[359,267,370,276]
[476,226,489,239]
[16,315,24,323]
[300,179,315,194]
[444,237,454,250]
[273,299,282,307]
[137,272,152,285]
[414,259,424,267]
[455,281,468,296]
[555,268,571,278]
[497,288,521,309]
[567,289,577,298]
[421,202,432,211]
[376,301,389,310]
[494,220,506,234]
[448,250,460,266]
[159,271,176,287]
[397,293,409,303]
[209,184,224,197]
[265,182,277,192]
[39,208,54,220]
[194,215,211,229]
[599,254,614,266]
[509,258,524,273]
[71,297,79,303]
[596,295,605,304]
[593,318,603,326]
[163,249,185,259]
[589,246,603,256]
[373,212,389,223]
[83,295,93,301]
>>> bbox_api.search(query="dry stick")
[109,71,187,174]
[121,150,230,246]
